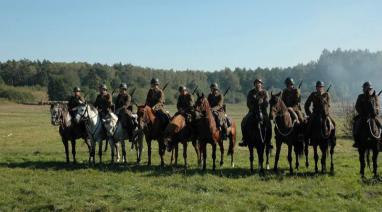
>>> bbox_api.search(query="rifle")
[111,88,118,96]
[162,82,169,91]
[378,90,382,96]
[298,80,303,89]
[130,88,136,97]
[326,84,332,93]
[192,86,199,95]
[223,86,231,96]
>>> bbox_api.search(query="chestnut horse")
[137,105,169,166]
[194,93,236,172]
[163,114,200,168]
[269,92,304,174]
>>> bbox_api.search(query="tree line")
[0,48,381,104]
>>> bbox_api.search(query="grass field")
[1,102,382,211]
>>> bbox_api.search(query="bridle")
[270,96,296,137]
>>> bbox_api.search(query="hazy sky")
[0,0,381,71]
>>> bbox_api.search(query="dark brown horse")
[269,92,304,174]
[242,102,272,174]
[137,105,169,166]
[308,96,336,174]
[50,103,90,163]
[194,93,236,172]
[354,91,381,178]
[163,114,200,168]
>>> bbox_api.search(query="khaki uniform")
[115,93,132,113]
[94,93,112,117]
[68,95,84,111]
[145,87,165,111]
[281,88,304,122]
[176,93,194,123]
[208,92,226,130]
[304,91,330,117]
[354,93,381,138]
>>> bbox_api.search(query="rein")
[367,118,381,139]
[274,118,297,137]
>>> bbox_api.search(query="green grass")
[0,103,381,211]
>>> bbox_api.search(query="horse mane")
[272,94,293,128]
[199,96,220,139]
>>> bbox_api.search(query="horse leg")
[257,146,265,175]
[249,146,254,174]
[313,144,319,173]
[183,142,188,169]
[202,143,207,171]
[287,144,293,174]
[110,140,115,164]
[265,142,271,170]
[71,140,77,164]
[98,140,103,164]
[212,143,217,172]
[147,139,152,166]
[373,147,379,178]
[294,144,299,171]
[122,140,127,164]
[330,144,335,174]
[320,144,327,173]
[192,140,201,167]
[228,133,235,168]
[90,140,96,165]
[136,134,143,164]
[115,142,121,163]
[159,139,165,167]
[219,141,224,168]
[175,143,179,166]
[62,138,69,163]
[274,139,282,172]
[359,148,366,178]
[170,148,174,165]
[305,139,309,168]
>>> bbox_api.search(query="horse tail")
[227,121,236,156]
[295,134,305,157]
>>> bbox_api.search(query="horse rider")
[176,86,194,124]
[94,84,112,118]
[145,78,170,123]
[208,83,227,139]
[281,77,304,124]
[353,81,381,147]
[114,83,136,138]
[304,81,335,138]
[239,79,271,147]
[68,86,85,118]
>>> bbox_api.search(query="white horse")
[73,104,109,165]
[102,112,144,164]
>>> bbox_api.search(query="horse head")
[163,114,186,152]
[50,103,63,126]
[73,103,89,124]
[194,93,209,114]
[269,91,282,120]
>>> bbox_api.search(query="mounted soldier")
[68,87,85,118]
[114,83,136,138]
[353,81,381,148]
[94,84,112,118]
[281,77,304,124]
[239,79,271,147]
[176,86,194,123]
[145,78,170,123]
[208,83,227,139]
[304,81,335,139]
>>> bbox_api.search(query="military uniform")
[94,93,112,117]
[176,93,194,123]
[208,91,226,130]
[354,93,381,138]
[68,95,84,116]
[281,88,304,122]
[115,93,132,114]
[304,91,331,117]
[146,87,165,110]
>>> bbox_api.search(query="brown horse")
[50,103,90,163]
[354,91,381,178]
[163,114,200,168]
[194,93,236,172]
[137,105,169,166]
[308,96,336,174]
[269,92,304,174]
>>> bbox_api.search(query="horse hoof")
[305,162,309,168]
[266,164,270,170]
[231,163,235,168]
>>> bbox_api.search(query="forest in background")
[0,48,381,104]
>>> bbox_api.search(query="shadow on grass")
[0,160,338,179]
